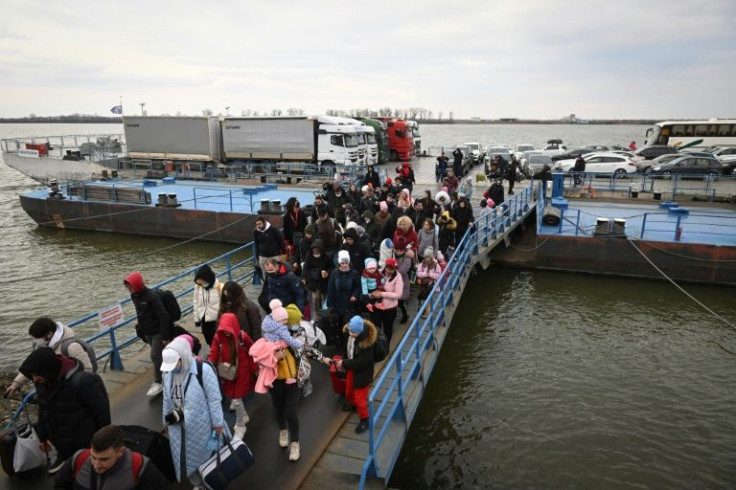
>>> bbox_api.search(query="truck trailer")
[123,116,222,163]
[221,116,362,166]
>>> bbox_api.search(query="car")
[463,142,484,165]
[634,145,680,160]
[612,150,645,162]
[449,145,473,176]
[521,153,553,176]
[484,146,512,169]
[513,143,536,160]
[711,148,736,174]
[648,155,722,179]
[550,147,596,162]
[638,153,681,173]
[710,146,736,158]
[554,152,637,177]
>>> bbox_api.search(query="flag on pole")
[110,105,123,115]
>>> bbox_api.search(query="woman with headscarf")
[161,337,229,487]
[193,264,223,346]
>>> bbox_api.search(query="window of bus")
[717,124,733,137]
[694,124,709,136]
[670,125,687,137]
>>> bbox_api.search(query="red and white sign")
[99,303,125,330]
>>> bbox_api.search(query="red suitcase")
[329,355,346,395]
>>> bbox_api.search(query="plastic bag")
[13,425,46,472]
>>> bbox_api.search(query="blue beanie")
[348,316,364,335]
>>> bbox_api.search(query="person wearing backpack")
[19,347,110,474]
[207,313,256,440]
[124,271,171,397]
[5,317,96,397]
[53,424,169,489]
[161,337,228,488]
[192,264,223,346]
[332,316,377,434]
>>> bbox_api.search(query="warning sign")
[99,304,125,330]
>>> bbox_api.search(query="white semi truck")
[221,116,362,166]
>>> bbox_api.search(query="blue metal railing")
[10,241,259,422]
[358,185,535,488]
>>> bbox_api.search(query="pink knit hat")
[269,299,288,323]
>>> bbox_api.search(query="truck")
[407,120,421,154]
[123,116,222,163]
[346,118,378,165]
[377,118,414,161]
[358,117,389,164]
[221,116,362,166]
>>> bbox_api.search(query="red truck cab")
[379,118,414,161]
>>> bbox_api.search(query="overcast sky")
[2,0,734,120]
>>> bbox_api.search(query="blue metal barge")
[18,178,320,244]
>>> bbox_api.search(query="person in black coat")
[451,197,475,241]
[282,197,307,247]
[326,251,361,329]
[362,166,380,190]
[340,228,372,274]
[452,148,464,177]
[333,316,378,434]
[572,156,586,186]
[253,216,287,273]
[301,239,333,314]
[20,348,110,470]
[259,258,307,313]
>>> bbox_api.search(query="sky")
[1,0,735,120]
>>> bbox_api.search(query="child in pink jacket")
[415,247,441,318]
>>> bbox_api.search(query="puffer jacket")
[20,353,110,459]
[302,239,333,292]
[376,269,402,310]
[326,267,361,315]
[125,272,171,340]
[193,264,223,324]
[260,262,307,312]
[207,313,256,399]
[339,319,378,388]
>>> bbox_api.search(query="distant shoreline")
[0,116,655,125]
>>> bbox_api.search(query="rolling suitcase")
[119,425,176,481]
[329,355,346,395]
[317,309,342,346]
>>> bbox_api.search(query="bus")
[644,119,736,149]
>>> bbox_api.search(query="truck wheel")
[390,150,399,161]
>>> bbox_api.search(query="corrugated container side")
[124,116,219,161]
[222,117,315,161]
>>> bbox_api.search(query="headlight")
[652,166,661,171]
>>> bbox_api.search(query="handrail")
[359,185,535,488]
[9,241,258,423]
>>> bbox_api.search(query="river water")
[2,123,735,487]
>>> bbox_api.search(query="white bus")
[644,119,736,149]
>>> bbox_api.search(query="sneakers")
[241,411,250,425]
[229,400,236,411]
[288,442,300,461]
[355,419,369,434]
[342,402,356,412]
[279,429,289,448]
[146,382,163,397]
[233,424,246,440]
[47,456,65,474]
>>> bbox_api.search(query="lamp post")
[225,106,230,116]
[139,102,146,116]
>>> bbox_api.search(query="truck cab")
[346,118,377,165]
[358,118,389,164]
[316,116,361,166]
[407,120,421,153]
[381,118,414,161]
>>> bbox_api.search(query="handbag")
[198,435,255,490]
[217,362,237,381]
[12,423,46,473]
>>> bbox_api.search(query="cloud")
[0,0,734,118]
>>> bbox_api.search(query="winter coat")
[363,170,380,190]
[340,230,372,273]
[125,272,171,340]
[13,322,93,388]
[416,260,441,281]
[417,227,438,259]
[376,269,402,310]
[207,314,256,399]
[261,314,304,351]
[253,221,286,258]
[362,216,382,249]
[315,216,339,250]
[260,262,307,312]
[437,212,457,254]
[20,353,110,459]
[326,267,361,315]
[330,191,352,224]
[452,202,475,236]
[302,239,333,292]
[372,211,391,237]
[378,238,394,269]
[394,254,413,300]
[282,208,307,244]
[163,359,228,481]
[393,227,419,253]
[231,299,262,341]
[406,207,430,233]
[339,320,378,389]
[54,448,170,490]
[193,265,223,325]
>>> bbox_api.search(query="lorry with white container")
[221,116,362,166]
[346,118,378,165]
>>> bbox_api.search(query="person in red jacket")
[207,313,257,439]
[392,215,418,254]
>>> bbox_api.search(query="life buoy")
[582,185,596,197]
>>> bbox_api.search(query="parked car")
[648,155,722,179]
[522,153,553,176]
[612,150,645,162]
[513,143,536,160]
[555,152,637,177]
[634,145,680,160]
[638,153,681,173]
[463,142,484,165]
[551,147,596,162]
[541,139,567,155]
[709,147,736,174]
[484,146,512,170]
[449,145,473,176]
[710,146,736,158]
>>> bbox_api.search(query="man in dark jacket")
[259,258,307,313]
[124,271,170,397]
[361,210,382,254]
[572,156,586,186]
[330,183,352,226]
[452,148,464,177]
[54,424,170,489]
[326,250,361,332]
[406,200,429,233]
[340,228,372,274]
[301,238,333,315]
[362,165,380,190]
[253,216,286,273]
[315,205,340,259]
[20,348,110,474]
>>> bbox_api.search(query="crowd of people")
[4,161,516,488]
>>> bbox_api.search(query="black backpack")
[156,289,182,322]
[59,338,98,373]
[373,327,389,362]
